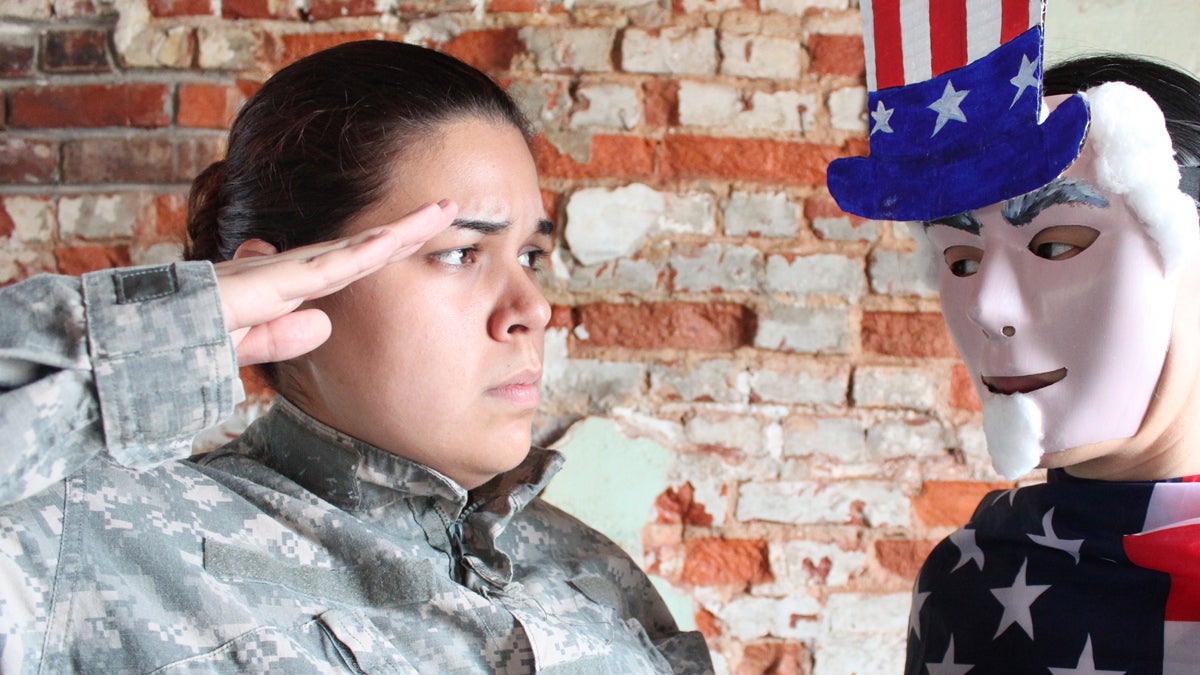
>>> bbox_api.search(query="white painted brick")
[197,26,257,70]
[670,244,763,293]
[565,184,662,265]
[542,329,646,412]
[685,413,766,456]
[814,593,908,675]
[755,305,849,354]
[507,79,572,130]
[957,423,1010,481]
[570,83,641,130]
[760,0,848,14]
[519,26,615,72]
[679,0,741,11]
[869,249,938,297]
[567,258,661,293]
[131,242,183,266]
[122,26,192,68]
[812,214,881,242]
[782,417,866,461]
[763,540,868,590]
[724,191,798,238]
[852,366,939,411]
[748,366,848,406]
[650,360,749,403]
[865,418,948,459]
[677,81,739,127]
[764,253,864,298]
[3,196,55,242]
[3,0,50,18]
[622,27,717,75]
[737,480,911,527]
[2,140,55,184]
[714,594,822,641]
[58,194,141,240]
[719,33,801,80]
[733,91,814,133]
[658,192,718,235]
[829,85,868,132]
[0,249,54,285]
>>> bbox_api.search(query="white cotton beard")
[981,393,1045,479]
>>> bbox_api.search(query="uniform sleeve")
[0,262,241,505]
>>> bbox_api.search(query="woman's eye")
[943,245,983,278]
[1028,225,1099,261]
[520,249,548,271]
[432,247,477,267]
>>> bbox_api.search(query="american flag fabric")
[907,469,1200,674]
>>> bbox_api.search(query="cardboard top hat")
[827,0,1090,222]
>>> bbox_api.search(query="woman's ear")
[232,239,280,260]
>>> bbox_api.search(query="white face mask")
[921,84,1200,479]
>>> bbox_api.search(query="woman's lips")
[982,367,1068,395]
[488,370,542,407]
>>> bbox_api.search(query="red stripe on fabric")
[874,0,905,89]
[1001,0,1030,42]
[1125,524,1200,622]
[930,0,968,77]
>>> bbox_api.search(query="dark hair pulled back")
[1044,54,1200,168]
[186,40,530,263]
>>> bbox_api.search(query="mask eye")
[1028,225,1100,261]
[943,245,983,277]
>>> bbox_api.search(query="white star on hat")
[871,100,895,135]
[1010,53,1041,108]
[929,81,970,136]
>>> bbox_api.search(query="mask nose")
[967,252,1027,340]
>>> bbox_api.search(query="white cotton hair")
[981,393,1045,479]
[1084,81,1200,277]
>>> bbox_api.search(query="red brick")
[654,482,714,526]
[40,29,111,73]
[681,538,772,587]
[532,134,656,180]
[804,192,869,226]
[950,362,981,411]
[305,0,378,20]
[643,79,679,128]
[222,0,293,19]
[548,304,573,331]
[152,192,189,238]
[540,189,561,223]
[861,311,958,358]
[62,135,225,184]
[0,42,36,77]
[912,480,1012,528]
[270,32,384,70]
[0,203,14,239]
[695,607,720,638]
[55,245,132,275]
[150,0,213,16]
[489,0,536,10]
[576,302,755,351]
[10,84,171,129]
[0,137,58,184]
[737,642,809,675]
[440,28,520,73]
[178,83,245,129]
[874,539,938,579]
[661,135,842,187]
[807,34,865,79]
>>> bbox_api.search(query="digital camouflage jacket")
[0,262,713,674]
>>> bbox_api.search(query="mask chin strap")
[1182,166,1200,204]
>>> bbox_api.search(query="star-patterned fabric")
[907,469,1200,674]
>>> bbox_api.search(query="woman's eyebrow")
[451,218,557,236]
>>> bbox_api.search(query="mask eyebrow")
[924,211,981,235]
[1002,177,1110,226]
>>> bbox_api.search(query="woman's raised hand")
[216,200,457,366]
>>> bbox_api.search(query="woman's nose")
[488,266,551,340]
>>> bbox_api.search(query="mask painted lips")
[982,367,1068,395]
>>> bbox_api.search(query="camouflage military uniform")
[0,262,714,674]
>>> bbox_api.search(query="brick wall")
[0,0,1019,672]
